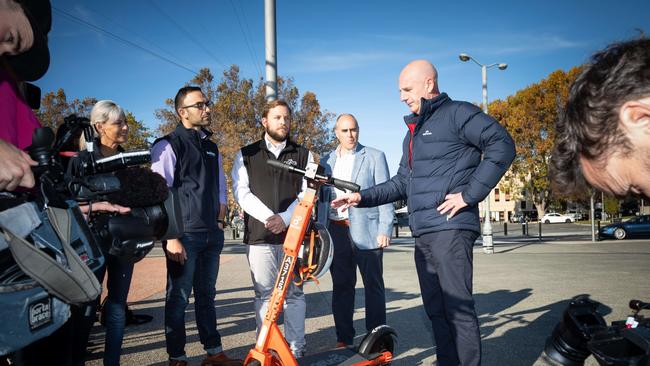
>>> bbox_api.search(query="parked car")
[510,213,524,223]
[599,215,650,240]
[566,210,586,221]
[541,212,575,224]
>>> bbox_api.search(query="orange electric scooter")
[244,160,397,366]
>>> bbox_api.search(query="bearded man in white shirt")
[231,100,313,358]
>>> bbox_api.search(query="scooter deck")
[298,348,371,366]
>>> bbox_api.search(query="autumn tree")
[36,88,151,151]
[153,65,336,220]
[491,67,582,219]
[36,88,96,130]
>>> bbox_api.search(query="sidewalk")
[87,236,650,366]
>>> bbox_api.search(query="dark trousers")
[99,254,135,366]
[328,222,386,345]
[414,230,481,366]
[164,230,224,359]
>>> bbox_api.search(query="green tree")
[122,112,152,150]
[603,195,620,219]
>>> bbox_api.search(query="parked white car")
[541,212,575,224]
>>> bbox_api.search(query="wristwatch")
[217,220,225,225]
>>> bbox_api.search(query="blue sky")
[39,0,649,174]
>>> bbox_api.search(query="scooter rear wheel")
[358,325,398,364]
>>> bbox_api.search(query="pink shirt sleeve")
[0,69,41,149]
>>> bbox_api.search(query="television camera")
[30,114,183,262]
[0,114,183,354]
[544,295,650,366]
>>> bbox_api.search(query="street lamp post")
[459,53,508,254]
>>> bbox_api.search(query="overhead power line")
[237,0,264,78]
[147,0,226,70]
[53,7,197,75]
[77,4,195,73]
[229,0,264,79]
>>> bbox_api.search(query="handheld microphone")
[266,159,360,192]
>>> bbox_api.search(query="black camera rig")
[545,295,650,366]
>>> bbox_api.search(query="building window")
[494,188,500,201]
[505,189,511,202]
[521,200,527,210]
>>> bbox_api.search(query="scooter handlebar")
[266,159,360,192]
[629,299,650,311]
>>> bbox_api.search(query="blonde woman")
[68,100,133,366]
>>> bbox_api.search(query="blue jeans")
[99,254,135,366]
[164,230,224,359]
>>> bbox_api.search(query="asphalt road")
[85,234,650,366]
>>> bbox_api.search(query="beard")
[266,126,289,142]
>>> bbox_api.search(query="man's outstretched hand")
[331,192,362,212]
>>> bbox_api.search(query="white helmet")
[294,222,333,285]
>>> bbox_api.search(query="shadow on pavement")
[87,273,613,365]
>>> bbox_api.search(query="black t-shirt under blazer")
[241,139,309,245]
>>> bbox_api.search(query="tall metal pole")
[459,53,506,254]
[481,65,493,254]
[264,0,277,101]
[590,193,596,242]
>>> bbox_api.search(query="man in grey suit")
[318,114,394,348]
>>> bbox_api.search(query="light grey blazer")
[317,143,395,250]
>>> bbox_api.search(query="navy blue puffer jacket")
[359,93,516,236]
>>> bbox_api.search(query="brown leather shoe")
[169,360,187,366]
[201,351,243,366]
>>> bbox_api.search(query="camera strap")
[2,203,101,305]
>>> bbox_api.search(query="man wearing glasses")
[152,86,242,366]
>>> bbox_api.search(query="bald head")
[399,60,440,115]
[335,113,359,152]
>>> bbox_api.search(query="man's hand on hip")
[377,234,391,248]
[265,214,286,234]
[331,192,361,212]
[165,238,187,265]
[437,192,468,219]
